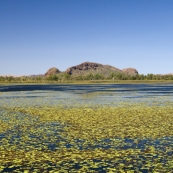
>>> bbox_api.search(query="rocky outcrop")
[44,63,139,78]
[122,68,138,75]
[66,62,101,74]
[65,62,122,77]
[45,67,60,77]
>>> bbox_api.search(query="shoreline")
[0,80,173,85]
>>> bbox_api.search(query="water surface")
[0,84,173,172]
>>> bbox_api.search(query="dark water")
[0,83,173,94]
[0,83,173,107]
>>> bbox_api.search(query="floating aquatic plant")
[0,86,173,172]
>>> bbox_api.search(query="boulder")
[45,67,60,77]
[122,68,138,75]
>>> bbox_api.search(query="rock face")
[44,63,139,78]
[66,62,100,74]
[45,67,60,77]
[122,68,138,75]
[65,62,122,77]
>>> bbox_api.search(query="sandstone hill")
[44,62,138,77]
[45,67,61,77]
[65,62,122,77]
[122,68,138,75]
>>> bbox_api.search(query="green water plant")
[0,102,173,172]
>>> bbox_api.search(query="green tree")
[93,74,104,80]
[75,76,83,80]
[64,73,70,80]
[86,73,94,80]
[146,74,154,80]
[48,74,59,81]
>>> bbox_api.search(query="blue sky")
[0,0,173,75]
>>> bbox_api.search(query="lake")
[1,83,173,106]
[0,84,173,172]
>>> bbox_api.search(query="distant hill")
[166,73,173,75]
[122,68,138,75]
[45,67,61,77]
[0,75,23,77]
[43,62,138,77]
[28,74,44,78]
[65,62,122,77]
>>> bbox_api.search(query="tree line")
[1,72,173,83]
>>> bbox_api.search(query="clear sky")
[0,0,173,75]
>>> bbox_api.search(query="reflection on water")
[0,84,173,107]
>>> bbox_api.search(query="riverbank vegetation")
[1,73,173,83]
